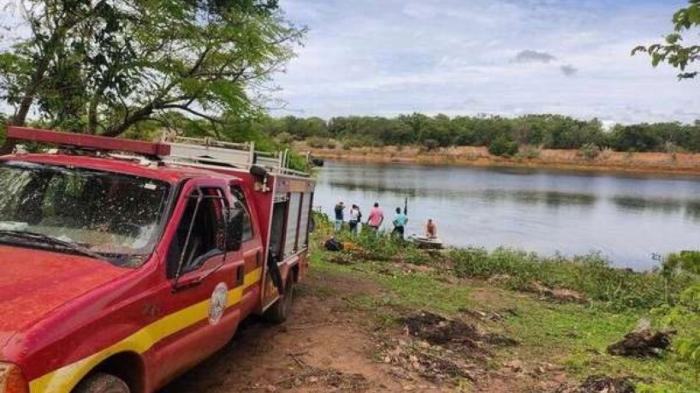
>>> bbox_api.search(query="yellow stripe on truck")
[29,268,262,393]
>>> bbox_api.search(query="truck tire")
[74,372,130,393]
[264,277,295,324]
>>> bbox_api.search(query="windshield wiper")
[0,229,111,262]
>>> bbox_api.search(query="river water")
[313,160,700,270]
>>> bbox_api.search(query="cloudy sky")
[273,0,699,124]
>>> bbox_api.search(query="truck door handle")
[256,250,262,267]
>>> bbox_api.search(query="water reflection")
[329,180,597,208]
[316,161,700,269]
[612,196,683,214]
[484,190,596,207]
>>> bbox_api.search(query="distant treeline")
[256,114,700,154]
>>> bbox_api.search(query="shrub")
[307,136,336,149]
[656,252,700,372]
[422,139,439,151]
[0,114,6,145]
[449,247,693,310]
[579,143,601,160]
[276,131,294,144]
[516,145,541,160]
[488,136,519,157]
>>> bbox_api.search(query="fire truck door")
[151,180,244,386]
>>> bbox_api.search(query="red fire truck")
[0,127,315,393]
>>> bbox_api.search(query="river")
[313,160,700,270]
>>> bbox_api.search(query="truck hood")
[0,245,130,340]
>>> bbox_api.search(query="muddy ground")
[161,268,572,393]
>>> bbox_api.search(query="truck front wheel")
[74,372,130,393]
[264,277,295,324]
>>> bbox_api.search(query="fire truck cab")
[0,127,315,393]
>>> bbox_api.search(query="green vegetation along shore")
[302,144,700,176]
[311,214,700,392]
[258,114,700,155]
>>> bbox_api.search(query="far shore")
[299,144,700,176]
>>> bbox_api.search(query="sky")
[272,0,700,125]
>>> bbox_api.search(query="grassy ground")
[308,244,700,392]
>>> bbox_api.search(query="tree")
[0,0,304,138]
[633,0,700,79]
[488,135,519,157]
[0,0,108,126]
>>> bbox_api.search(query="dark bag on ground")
[324,238,344,252]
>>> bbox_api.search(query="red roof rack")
[6,127,171,156]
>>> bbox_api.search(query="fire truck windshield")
[0,161,171,266]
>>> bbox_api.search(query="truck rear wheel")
[264,277,295,324]
[74,372,130,393]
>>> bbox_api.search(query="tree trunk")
[102,104,155,137]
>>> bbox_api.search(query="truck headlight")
[0,363,28,393]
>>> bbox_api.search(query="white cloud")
[274,0,698,123]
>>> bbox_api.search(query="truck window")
[230,186,253,243]
[168,187,225,276]
[298,192,312,248]
[284,193,302,257]
[269,199,288,262]
[0,161,170,267]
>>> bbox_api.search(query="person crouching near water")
[366,202,384,232]
[425,218,437,239]
[348,204,362,234]
[392,207,408,239]
[334,201,345,232]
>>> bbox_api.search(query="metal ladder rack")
[161,135,308,177]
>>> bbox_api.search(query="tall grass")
[313,212,695,311]
[449,247,695,310]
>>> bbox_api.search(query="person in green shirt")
[392,207,408,239]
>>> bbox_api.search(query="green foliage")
[488,136,519,157]
[1,0,304,137]
[449,247,694,310]
[579,143,601,160]
[516,145,541,159]
[307,136,336,149]
[421,138,439,151]
[633,0,700,79]
[338,230,406,261]
[275,132,295,144]
[255,114,700,154]
[0,114,6,144]
[655,251,700,371]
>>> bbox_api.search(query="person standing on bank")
[367,202,384,232]
[334,201,345,232]
[348,204,362,234]
[425,218,437,239]
[392,207,408,239]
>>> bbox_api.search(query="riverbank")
[312,220,699,392]
[165,223,699,393]
[300,143,700,176]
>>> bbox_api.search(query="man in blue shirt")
[334,201,345,232]
[392,207,408,239]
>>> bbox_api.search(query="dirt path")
[161,272,442,392]
[161,269,568,393]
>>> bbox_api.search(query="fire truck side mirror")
[225,207,244,252]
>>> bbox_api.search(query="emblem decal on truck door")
[209,282,228,325]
